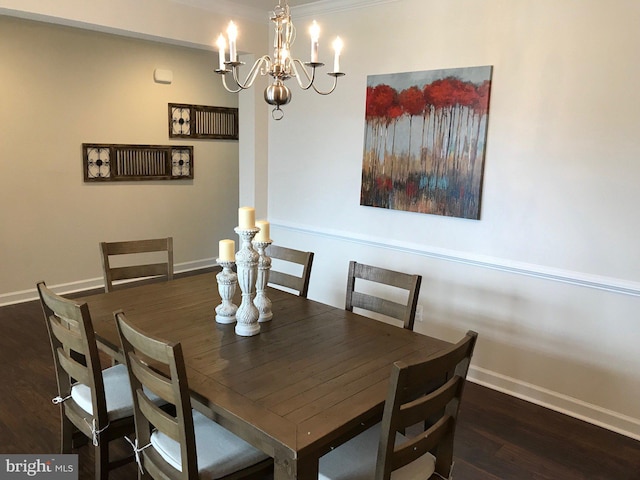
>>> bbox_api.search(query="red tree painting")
[361,66,492,219]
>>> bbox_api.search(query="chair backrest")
[115,311,197,479]
[100,237,174,292]
[376,330,478,480]
[267,245,314,298]
[345,261,422,330]
[37,281,109,430]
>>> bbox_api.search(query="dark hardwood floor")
[1,289,639,479]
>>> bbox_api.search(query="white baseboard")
[468,365,640,441]
[0,258,217,307]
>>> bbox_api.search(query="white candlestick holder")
[234,227,260,336]
[215,259,238,324]
[253,240,273,322]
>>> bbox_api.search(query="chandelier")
[215,0,345,120]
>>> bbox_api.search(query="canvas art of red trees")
[361,66,492,219]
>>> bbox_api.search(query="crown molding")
[293,0,401,17]
[168,0,401,21]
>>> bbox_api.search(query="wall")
[0,15,243,300]
[268,0,640,438]
[2,0,638,440]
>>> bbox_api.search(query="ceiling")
[229,0,321,9]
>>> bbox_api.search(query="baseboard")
[468,365,640,441]
[0,258,217,306]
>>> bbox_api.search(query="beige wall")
[0,15,240,297]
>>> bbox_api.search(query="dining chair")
[100,237,174,293]
[267,244,315,298]
[114,310,273,480]
[318,330,478,480]
[37,281,136,480]
[345,261,422,330]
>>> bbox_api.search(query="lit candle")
[310,21,320,63]
[216,34,226,70]
[255,220,271,242]
[238,206,255,229]
[227,21,238,63]
[218,239,235,262]
[332,36,343,73]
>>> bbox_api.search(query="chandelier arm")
[220,74,244,94]
[290,59,317,90]
[310,74,339,96]
[291,59,341,95]
[230,55,271,90]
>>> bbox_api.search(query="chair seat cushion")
[71,363,163,421]
[150,409,269,478]
[71,364,134,421]
[318,423,436,480]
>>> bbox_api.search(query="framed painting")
[361,65,492,219]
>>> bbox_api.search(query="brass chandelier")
[215,0,344,120]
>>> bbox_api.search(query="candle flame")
[333,36,343,54]
[310,20,320,41]
[227,21,238,41]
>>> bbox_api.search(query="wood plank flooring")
[1,287,638,479]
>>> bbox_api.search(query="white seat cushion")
[319,423,436,480]
[150,409,269,479]
[71,363,163,421]
[71,364,135,421]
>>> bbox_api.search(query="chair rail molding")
[269,219,640,297]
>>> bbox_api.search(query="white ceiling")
[230,0,321,9]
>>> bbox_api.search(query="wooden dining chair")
[37,281,135,480]
[345,261,422,330]
[267,244,315,298]
[114,310,272,480]
[318,330,478,480]
[100,237,174,292]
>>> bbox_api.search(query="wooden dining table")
[78,272,450,480]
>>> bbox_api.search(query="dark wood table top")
[79,272,450,480]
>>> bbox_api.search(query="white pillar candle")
[227,21,238,62]
[219,239,235,261]
[332,36,343,73]
[310,21,320,63]
[216,34,226,70]
[238,206,255,229]
[255,220,270,242]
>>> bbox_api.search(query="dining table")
[78,271,451,480]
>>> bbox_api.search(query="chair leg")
[60,415,74,453]
[95,439,110,480]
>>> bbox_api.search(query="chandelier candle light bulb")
[216,35,226,70]
[310,21,320,63]
[333,36,343,73]
[227,21,238,62]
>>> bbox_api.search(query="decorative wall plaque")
[83,144,193,182]
[169,103,239,140]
